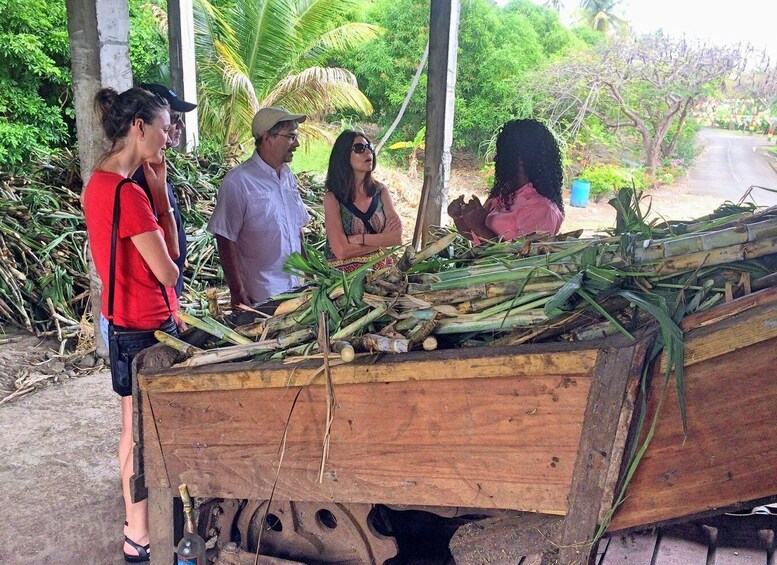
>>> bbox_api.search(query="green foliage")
[571,25,605,47]
[338,0,584,152]
[667,118,701,163]
[579,163,645,198]
[0,0,70,169]
[337,0,429,141]
[291,136,334,174]
[128,0,169,84]
[0,0,172,171]
[455,0,544,146]
[193,0,379,146]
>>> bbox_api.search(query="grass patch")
[292,137,333,174]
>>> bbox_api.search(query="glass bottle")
[176,483,207,565]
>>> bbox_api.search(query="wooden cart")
[133,286,777,564]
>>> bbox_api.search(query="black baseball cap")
[140,83,197,112]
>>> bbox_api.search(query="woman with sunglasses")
[448,119,564,242]
[323,131,403,271]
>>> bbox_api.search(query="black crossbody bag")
[107,178,176,397]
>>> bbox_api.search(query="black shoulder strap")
[107,178,171,323]
[342,192,381,235]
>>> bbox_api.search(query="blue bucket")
[570,179,591,208]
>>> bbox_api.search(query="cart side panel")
[146,372,590,513]
[610,296,777,531]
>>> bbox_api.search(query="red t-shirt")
[83,170,177,329]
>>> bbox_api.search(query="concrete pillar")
[66,0,132,356]
[66,0,132,182]
[168,0,199,151]
[413,0,460,247]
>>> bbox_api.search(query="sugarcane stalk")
[434,308,549,334]
[274,293,311,316]
[647,236,777,275]
[429,266,571,291]
[412,232,458,265]
[351,334,409,353]
[456,295,514,314]
[472,292,554,321]
[634,217,777,262]
[413,279,564,305]
[154,331,203,356]
[175,328,315,367]
[331,304,388,341]
[331,340,355,363]
[407,319,438,349]
[178,311,253,345]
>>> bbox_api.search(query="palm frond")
[262,67,374,117]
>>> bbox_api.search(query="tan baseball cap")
[251,106,307,138]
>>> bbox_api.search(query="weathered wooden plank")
[659,301,777,373]
[139,343,599,393]
[148,374,587,447]
[559,336,651,564]
[141,390,170,489]
[679,286,777,331]
[654,533,709,564]
[148,486,174,565]
[131,367,151,503]
[609,336,777,531]
[164,443,573,512]
[598,531,659,563]
[712,547,765,563]
[146,375,591,514]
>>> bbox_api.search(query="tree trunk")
[644,139,663,187]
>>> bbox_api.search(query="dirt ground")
[0,162,726,565]
[0,329,124,564]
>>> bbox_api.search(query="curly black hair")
[490,119,564,214]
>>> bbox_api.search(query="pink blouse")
[484,182,563,239]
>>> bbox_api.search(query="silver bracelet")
[161,207,174,217]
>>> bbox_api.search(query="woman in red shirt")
[83,87,179,563]
[448,119,565,242]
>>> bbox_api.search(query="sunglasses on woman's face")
[351,142,374,154]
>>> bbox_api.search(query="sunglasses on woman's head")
[352,142,374,154]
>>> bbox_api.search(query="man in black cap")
[133,83,197,297]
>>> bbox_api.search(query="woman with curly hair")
[448,119,564,241]
[323,130,402,271]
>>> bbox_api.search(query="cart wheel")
[235,499,398,564]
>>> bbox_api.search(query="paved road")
[686,128,777,207]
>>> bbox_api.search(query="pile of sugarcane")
[162,188,777,371]
[0,151,90,337]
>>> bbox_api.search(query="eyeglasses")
[171,114,183,127]
[276,133,299,143]
[352,142,374,154]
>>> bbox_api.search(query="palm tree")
[194,0,381,146]
[544,0,563,14]
[577,0,625,34]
